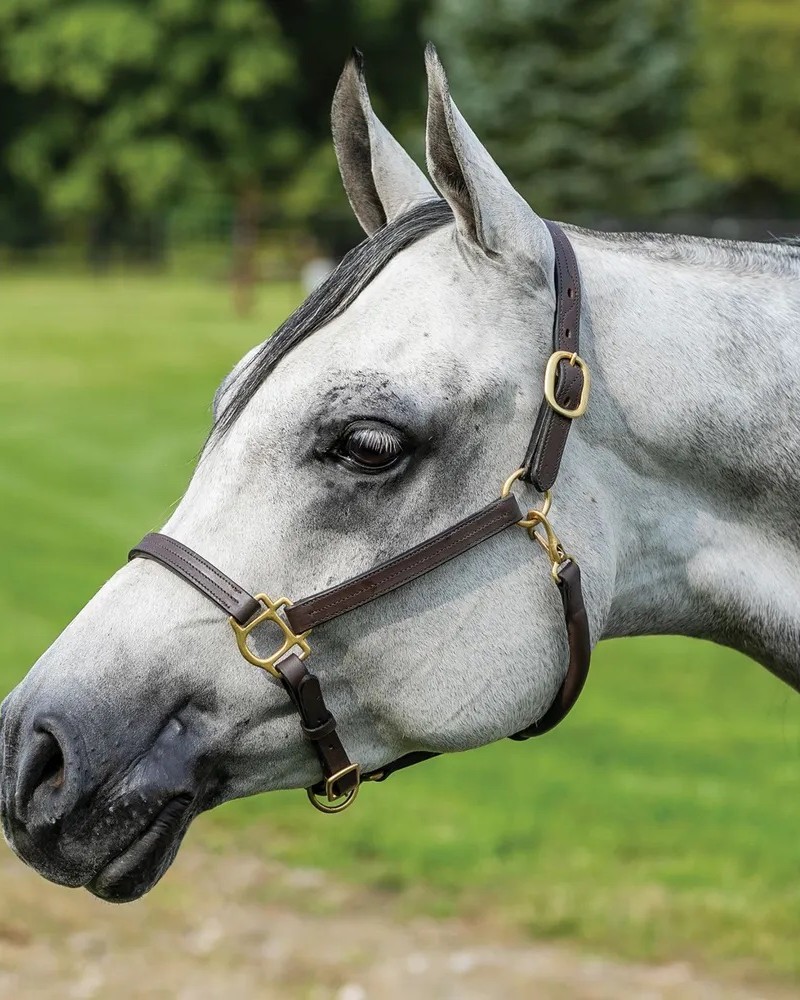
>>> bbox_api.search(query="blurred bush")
[693,0,800,212]
[0,0,426,266]
[0,0,797,269]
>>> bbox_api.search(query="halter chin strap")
[128,220,592,813]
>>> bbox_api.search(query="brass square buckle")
[544,351,591,418]
[307,763,361,814]
[230,594,311,678]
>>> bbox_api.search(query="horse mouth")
[85,794,195,903]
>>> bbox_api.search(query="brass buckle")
[229,594,311,679]
[306,763,361,814]
[544,351,590,418]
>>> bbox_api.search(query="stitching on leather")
[539,418,559,487]
[152,552,239,608]
[538,341,582,489]
[537,371,572,488]
[549,224,580,319]
[151,546,240,604]
[293,510,513,626]
[522,400,549,476]
[529,223,580,491]
[294,502,516,627]
[155,538,246,602]
[136,543,246,612]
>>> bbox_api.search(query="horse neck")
[573,231,800,685]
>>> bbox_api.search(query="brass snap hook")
[501,469,577,583]
[524,510,576,581]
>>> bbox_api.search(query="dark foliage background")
[0,0,797,265]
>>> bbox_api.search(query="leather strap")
[520,220,584,491]
[277,654,360,797]
[362,557,591,783]
[362,751,440,784]
[511,559,590,738]
[129,533,261,625]
[128,496,523,802]
[285,494,523,633]
[126,223,593,806]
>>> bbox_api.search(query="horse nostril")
[38,734,65,789]
[16,724,70,822]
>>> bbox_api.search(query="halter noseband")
[129,221,592,814]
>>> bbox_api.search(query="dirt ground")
[0,843,794,1000]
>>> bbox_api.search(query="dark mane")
[213,199,453,437]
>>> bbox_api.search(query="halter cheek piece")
[129,221,591,814]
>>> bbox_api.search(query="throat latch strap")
[510,558,590,738]
[521,220,585,491]
[359,555,591,782]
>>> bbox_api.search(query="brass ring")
[500,469,552,528]
[306,763,361,815]
[501,467,526,497]
[306,783,359,814]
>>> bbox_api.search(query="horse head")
[0,48,615,901]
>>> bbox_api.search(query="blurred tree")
[2,0,798,272]
[693,0,800,213]
[0,0,429,304]
[268,0,430,255]
[0,79,50,250]
[0,0,296,305]
[426,0,703,219]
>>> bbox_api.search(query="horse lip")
[85,793,195,902]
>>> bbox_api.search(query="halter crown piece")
[129,221,592,814]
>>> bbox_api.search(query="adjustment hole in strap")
[567,287,574,298]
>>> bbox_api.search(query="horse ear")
[424,44,551,270]
[332,50,436,236]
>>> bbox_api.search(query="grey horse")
[2,47,799,902]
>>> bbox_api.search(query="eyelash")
[331,420,409,473]
[348,425,402,455]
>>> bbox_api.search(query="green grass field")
[2,273,800,983]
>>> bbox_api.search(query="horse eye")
[336,421,406,472]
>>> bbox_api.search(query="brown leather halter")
[129,221,592,814]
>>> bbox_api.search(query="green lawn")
[2,273,800,982]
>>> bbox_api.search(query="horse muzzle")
[0,685,205,902]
